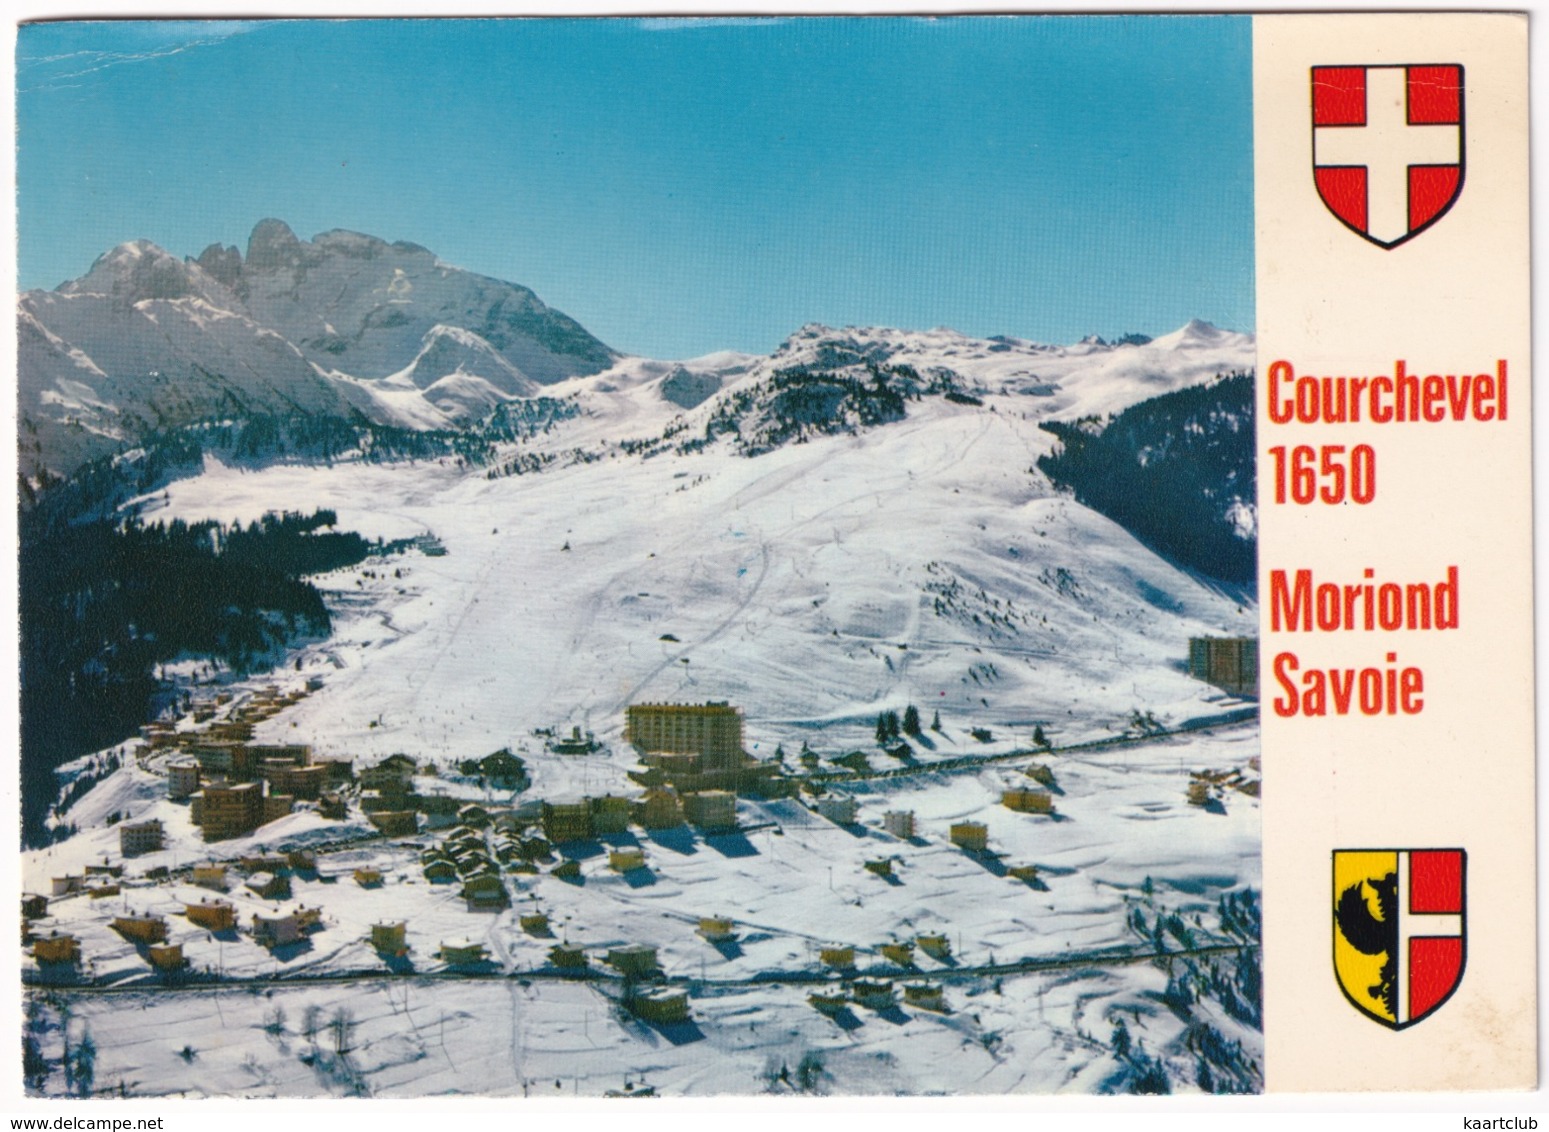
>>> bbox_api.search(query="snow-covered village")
[19,219,1263,1098]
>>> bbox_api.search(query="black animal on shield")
[1334,871,1400,1019]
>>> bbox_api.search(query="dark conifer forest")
[1036,373,1255,588]
[19,508,370,843]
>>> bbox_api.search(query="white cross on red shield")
[1311,65,1464,249]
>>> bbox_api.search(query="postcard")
[10,11,1535,1101]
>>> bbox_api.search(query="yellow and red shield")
[1332,848,1466,1029]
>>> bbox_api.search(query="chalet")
[32,932,80,964]
[461,873,508,913]
[88,884,122,900]
[548,942,587,969]
[192,864,228,890]
[949,822,989,853]
[552,860,582,881]
[883,811,917,839]
[147,943,186,971]
[1002,787,1054,815]
[519,911,551,936]
[863,858,895,878]
[371,921,408,957]
[456,854,496,878]
[439,940,488,965]
[478,749,528,788]
[246,872,291,901]
[809,991,848,1016]
[317,793,349,821]
[682,790,737,832]
[111,914,168,944]
[880,941,916,967]
[21,895,47,920]
[456,804,491,829]
[1007,864,1040,883]
[606,944,661,977]
[354,867,384,888]
[84,863,124,878]
[916,933,952,960]
[851,979,896,1009]
[49,875,83,897]
[696,916,735,942]
[819,945,855,969]
[253,913,301,948]
[519,836,553,862]
[629,988,689,1024]
[423,859,458,883]
[184,899,237,931]
[903,983,946,1011]
[1024,763,1056,787]
[608,847,647,873]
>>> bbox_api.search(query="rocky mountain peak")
[245,218,306,272]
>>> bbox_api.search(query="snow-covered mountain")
[19,222,618,478]
[19,222,1255,488]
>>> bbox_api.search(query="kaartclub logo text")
[1311,65,1464,249]
[1332,848,1466,1029]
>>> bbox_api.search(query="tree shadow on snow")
[621,869,658,889]
[710,938,744,960]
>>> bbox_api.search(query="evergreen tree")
[902,705,921,736]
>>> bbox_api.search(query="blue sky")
[17,17,1253,358]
